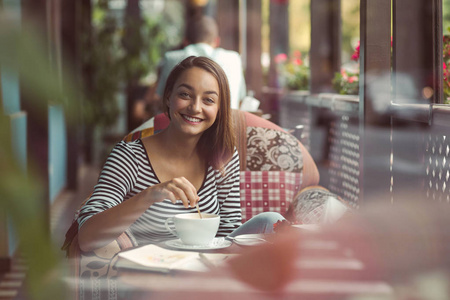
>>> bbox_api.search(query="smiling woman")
[76,56,285,253]
[162,57,231,172]
[69,56,286,300]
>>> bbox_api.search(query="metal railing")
[280,91,450,205]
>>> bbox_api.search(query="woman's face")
[167,67,220,137]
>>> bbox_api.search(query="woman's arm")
[77,142,199,252]
[78,191,152,252]
[216,149,242,236]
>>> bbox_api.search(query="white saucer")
[231,234,269,247]
[291,224,321,231]
[165,238,232,250]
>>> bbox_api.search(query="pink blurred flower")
[292,50,302,59]
[348,76,359,83]
[274,53,288,64]
[351,41,360,61]
[292,58,302,66]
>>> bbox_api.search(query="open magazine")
[115,244,234,273]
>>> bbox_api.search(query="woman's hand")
[145,177,199,208]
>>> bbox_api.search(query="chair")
[124,109,320,222]
[63,110,338,300]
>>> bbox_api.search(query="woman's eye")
[204,98,215,104]
[179,92,190,98]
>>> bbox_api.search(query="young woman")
[77,56,283,252]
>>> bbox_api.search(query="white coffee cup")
[164,213,220,246]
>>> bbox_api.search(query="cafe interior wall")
[0,8,65,287]
[1,0,24,258]
[1,1,68,207]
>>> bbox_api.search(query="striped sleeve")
[77,141,139,228]
[216,148,242,236]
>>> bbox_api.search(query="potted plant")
[274,51,310,91]
[332,41,360,95]
[82,0,181,163]
[443,32,450,104]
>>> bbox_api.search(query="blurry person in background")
[154,15,247,111]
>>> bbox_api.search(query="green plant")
[274,51,310,90]
[0,13,82,300]
[332,68,359,95]
[121,15,170,85]
[443,31,450,104]
[84,1,176,128]
[334,34,450,100]
[82,0,122,128]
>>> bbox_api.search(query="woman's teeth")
[183,115,202,122]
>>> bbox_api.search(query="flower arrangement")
[274,51,310,91]
[334,35,450,102]
[443,33,450,104]
[332,41,360,95]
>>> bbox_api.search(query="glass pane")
[341,0,360,64]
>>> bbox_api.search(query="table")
[115,233,393,300]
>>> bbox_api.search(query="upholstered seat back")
[124,110,320,222]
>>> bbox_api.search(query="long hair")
[162,56,235,172]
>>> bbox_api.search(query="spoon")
[196,203,202,219]
[227,235,271,243]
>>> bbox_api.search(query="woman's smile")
[182,114,203,124]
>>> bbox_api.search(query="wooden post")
[216,0,240,52]
[124,0,143,132]
[21,0,50,231]
[359,0,392,204]
[80,0,93,164]
[310,0,341,93]
[265,0,289,123]
[268,0,289,89]
[61,0,80,190]
[393,0,443,106]
[245,0,263,100]
[389,0,443,203]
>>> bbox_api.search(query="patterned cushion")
[302,204,326,224]
[123,127,154,143]
[240,171,302,223]
[246,127,303,172]
[72,231,137,300]
[285,186,350,224]
[121,113,307,223]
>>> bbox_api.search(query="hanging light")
[189,0,209,7]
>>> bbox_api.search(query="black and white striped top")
[77,139,242,245]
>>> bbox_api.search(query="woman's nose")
[189,98,202,112]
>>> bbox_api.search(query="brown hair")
[162,56,235,172]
